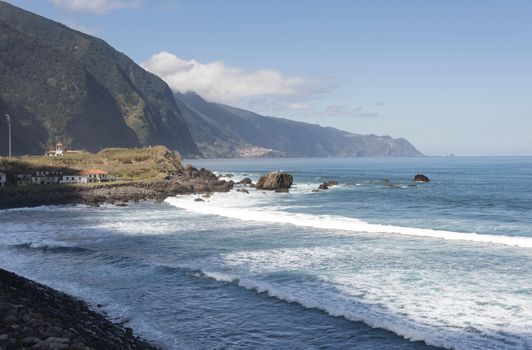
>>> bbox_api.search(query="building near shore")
[60,169,111,184]
[0,172,6,187]
[78,169,109,182]
[16,174,33,186]
[31,170,63,185]
[60,174,88,184]
[17,168,112,186]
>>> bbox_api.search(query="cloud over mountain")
[141,51,334,104]
[49,0,140,14]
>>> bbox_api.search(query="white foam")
[165,195,532,248]
[199,268,531,350]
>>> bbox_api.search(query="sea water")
[1,157,531,350]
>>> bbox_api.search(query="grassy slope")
[0,146,183,182]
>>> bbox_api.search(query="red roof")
[77,168,108,175]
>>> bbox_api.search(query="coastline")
[0,268,159,349]
[0,165,234,210]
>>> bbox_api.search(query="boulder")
[239,178,252,185]
[236,188,249,194]
[194,198,205,202]
[275,188,289,193]
[184,165,200,177]
[318,183,328,190]
[324,180,338,186]
[413,174,430,182]
[255,172,293,191]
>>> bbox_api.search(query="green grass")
[0,146,182,183]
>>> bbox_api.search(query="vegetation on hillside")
[0,146,183,182]
[0,1,198,156]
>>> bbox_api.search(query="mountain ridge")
[0,1,199,156]
[0,1,423,158]
[175,92,423,157]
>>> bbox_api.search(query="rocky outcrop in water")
[255,172,293,191]
[0,268,159,350]
[413,174,430,182]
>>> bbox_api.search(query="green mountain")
[175,92,423,157]
[0,1,422,158]
[0,1,198,156]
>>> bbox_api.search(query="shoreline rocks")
[0,268,159,350]
[255,172,293,191]
[0,165,234,210]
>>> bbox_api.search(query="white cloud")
[141,51,334,103]
[49,0,140,14]
[287,103,310,110]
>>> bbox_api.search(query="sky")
[5,0,532,155]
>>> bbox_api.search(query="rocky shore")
[0,268,159,350]
[0,165,234,210]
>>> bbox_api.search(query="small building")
[16,174,33,186]
[0,172,6,187]
[46,143,65,157]
[32,170,62,185]
[60,174,88,184]
[60,169,110,184]
[78,169,109,183]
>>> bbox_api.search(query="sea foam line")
[165,197,532,248]
[198,269,498,350]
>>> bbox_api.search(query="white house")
[16,174,32,186]
[60,169,109,184]
[60,174,88,184]
[0,172,6,187]
[31,170,62,185]
[78,169,109,183]
[45,143,64,157]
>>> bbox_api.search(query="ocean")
[1,157,531,350]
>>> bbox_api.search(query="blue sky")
[6,0,532,155]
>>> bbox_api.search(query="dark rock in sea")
[275,188,289,193]
[413,174,430,182]
[240,178,253,185]
[194,198,205,202]
[311,189,320,192]
[114,202,128,207]
[255,172,293,191]
[0,268,159,349]
[225,174,234,178]
[318,183,329,190]
[324,180,338,186]
[236,189,250,194]
[249,183,256,188]
[383,183,400,189]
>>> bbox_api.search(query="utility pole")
[5,114,11,158]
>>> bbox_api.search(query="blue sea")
[1,157,531,350]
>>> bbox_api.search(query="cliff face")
[175,92,423,158]
[0,1,422,158]
[0,1,199,157]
